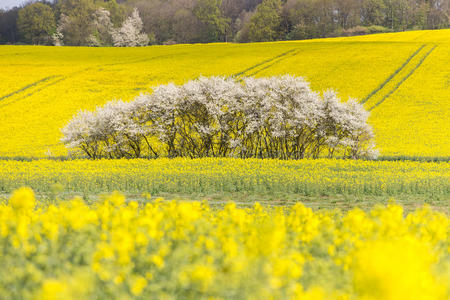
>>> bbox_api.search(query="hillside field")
[0,29,449,158]
[0,29,448,205]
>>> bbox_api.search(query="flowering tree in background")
[88,8,114,46]
[52,14,68,46]
[53,7,148,47]
[112,8,149,47]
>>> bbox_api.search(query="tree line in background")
[0,0,448,45]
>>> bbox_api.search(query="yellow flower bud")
[9,187,35,211]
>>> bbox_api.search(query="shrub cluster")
[62,76,378,159]
[341,25,392,36]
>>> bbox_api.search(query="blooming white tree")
[61,110,101,158]
[112,8,149,47]
[88,8,114,47]
[52,14,68,46]
[62,76,378,159]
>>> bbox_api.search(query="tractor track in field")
[0,51,33,57]
[0,53,187,108]
[360,44,425,104]
[98,52,188,69]
[359,43,437,111]
[0,77,68,109]
[2,49,295,108]
[233,48,298,78]
[368,45,437,111]
[0,76,61,102]
[246,49,301,77]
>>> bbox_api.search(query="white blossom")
[52,14,68,46]
[88,8,114,47]
[62,76,378,159]
[112,8,149,47]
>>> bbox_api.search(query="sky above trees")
[0,0,26,9]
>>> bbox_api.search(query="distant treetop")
[0,0,448,45]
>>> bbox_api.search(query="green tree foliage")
[285,0,337,40]
[194,0,230,42]
[0,7,20,44]
[247,0,282,42]
[56,0,97,46]
[97,0,126,26]
[17,2,55,45]
[0,0,448,45]
[362,0,386,26]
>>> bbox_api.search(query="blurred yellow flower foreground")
[0,187,448,299]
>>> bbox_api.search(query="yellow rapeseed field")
[0,158,448,197]
[369,44,450,156]
[0,30,449,299]
[0,29,448,158]
[0,187,448,299]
